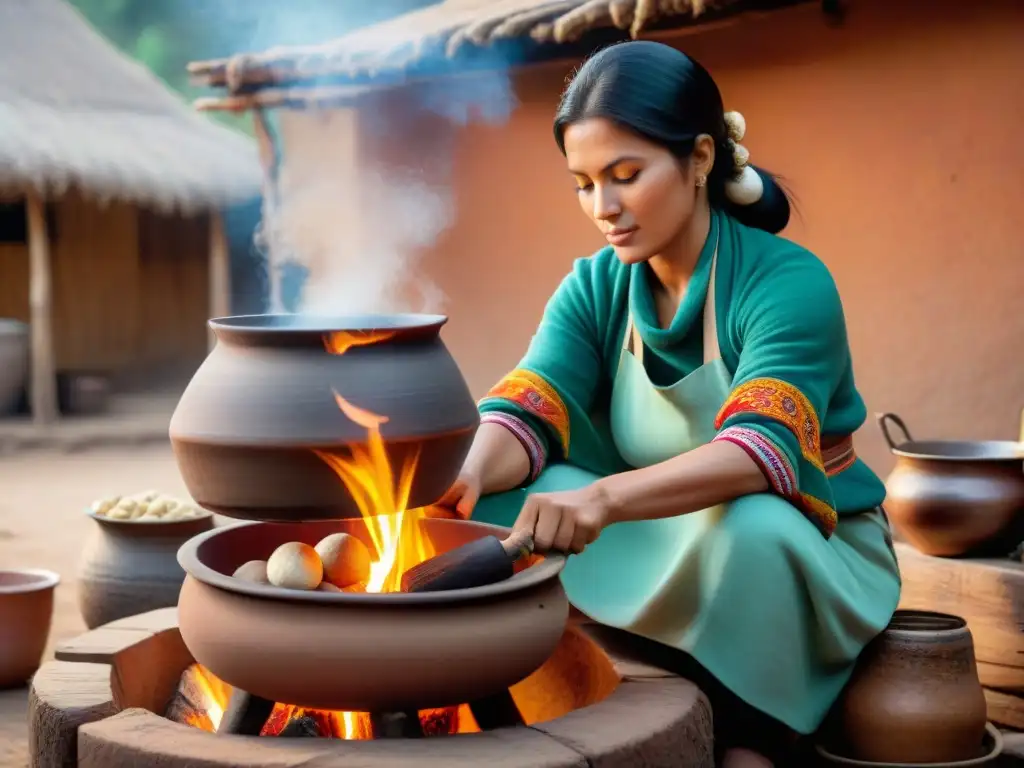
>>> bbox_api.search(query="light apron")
[473,244,901,734]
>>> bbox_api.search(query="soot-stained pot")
[834,610,989,764]
[78,511,214,629]
[176,517,569,713]
[169,314,480,522]
[878,413,1024,557]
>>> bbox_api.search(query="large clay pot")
[0,569,59,689]
[0,319,29,416]
[78,511,214,629]
[878,413,1024,557]
[176,517,569,712]
[836,610,989,764]
[169,314,479,522]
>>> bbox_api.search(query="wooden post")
[25,190,58,427]
[207,210,230,351]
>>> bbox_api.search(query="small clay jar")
[837,610,988,764]
[0,569,59,689]
[78,511,214,629]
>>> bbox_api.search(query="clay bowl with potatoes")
[175,516,568,713]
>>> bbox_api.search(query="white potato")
[91,496,120,515]
[315,533,372,588]
[267,542,323,590]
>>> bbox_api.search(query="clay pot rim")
[178,517,567,606]
[887,609,968,636]
[210,313,448,334]
[0,568,60,594]
[84,510,215,539]
[84,508,214,526]
[815,721,1002,766]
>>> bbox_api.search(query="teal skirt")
[472,463,902,735]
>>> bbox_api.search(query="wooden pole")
[25,190,58,427]
[208,210,231,351]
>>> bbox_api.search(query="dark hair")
[554,41,790,234]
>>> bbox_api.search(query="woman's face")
[562,117,709,265]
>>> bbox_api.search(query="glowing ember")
[179,663,479,739]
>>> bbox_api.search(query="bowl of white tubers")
[78,490,214,628]
[88,491,210,523]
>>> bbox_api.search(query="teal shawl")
[478,210,885,537]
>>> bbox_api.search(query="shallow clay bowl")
[816,722,1003,767]
[176,517,568,713]
[84,508,214,528]
[0,569,60,689]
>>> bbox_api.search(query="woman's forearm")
[462,422,532,495]
[595,440,769,524]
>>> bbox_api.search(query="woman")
[441,41,900,767]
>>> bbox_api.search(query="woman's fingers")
[569,523,591,554]
[455,483,480,519]
[553,512,577,553]
[514,496,540,536]
[532,499,562,552]
[437,482,463,508]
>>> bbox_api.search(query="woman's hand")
[514,484,616,554]
[437,469,483,519]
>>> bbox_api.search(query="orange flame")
[323,329,398,356]
[178,332,472,741]
[314,329,440,733]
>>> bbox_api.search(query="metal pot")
[169,314,479,522]
[878,413,1024,557]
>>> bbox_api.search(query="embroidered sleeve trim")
[480,412,546,483]
[714,424,839,538]
[478,368,570,456]
[715,377,823,471]
[713,426,796,497]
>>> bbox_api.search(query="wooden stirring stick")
[400,530,534,593]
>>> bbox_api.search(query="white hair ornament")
[722,111,764,206]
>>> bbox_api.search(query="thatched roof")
[189,0,754,100]
[0,0,262,212]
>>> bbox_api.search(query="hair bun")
[724,165,764,206]
[724,111,746,142]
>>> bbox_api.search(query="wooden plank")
[895,542,1024,669]
[983,688,1024,731]
[207,209,230,350]
[25,189,58,426]
[979,661,1024,694]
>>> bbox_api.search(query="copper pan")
[176,517,569,713]
[877,413,1024,557]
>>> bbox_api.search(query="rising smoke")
[228,8,519,317]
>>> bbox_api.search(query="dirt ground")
[0,444,190,768]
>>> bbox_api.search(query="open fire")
[174,663,481,738]
[176,330,469,740]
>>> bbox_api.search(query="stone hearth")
[28,608,714,767]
